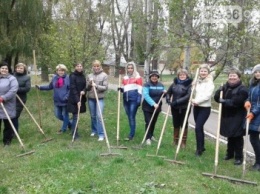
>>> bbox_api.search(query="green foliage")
[0,88,259,193]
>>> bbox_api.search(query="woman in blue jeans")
[86,60,108,141]
[37,64,71,134]
[191,64,215,156]
[119,62,142,141]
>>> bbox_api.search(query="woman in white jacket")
[191,64,215,156]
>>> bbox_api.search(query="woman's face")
[178,73,187,80]
[150,75,159,83]
[0,65,9,75]
[92,63,101,73]
[127,65,134,75]
[16,66,25,74]
[75,64,83,72]
[199,68,209,79]
[228,73,240,84]
[57,68,65,76]
[254,71,260,80]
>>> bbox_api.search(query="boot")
[173,128,179,145]
[181,127,188,148]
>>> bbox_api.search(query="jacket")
[166,77,192,109]
[122,74,142,103]
[67,71,86,114]
[142,81,165,113]
[39,74,70,106]
[214,81,248,137]
[14,72,31,117]
[0,74,18,119]
[86,70,108,99]
[193,75,215,107]
[247,78,260,132]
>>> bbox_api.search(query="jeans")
[250,130,260,164]
[123,100,138,138]
[193,106,211,151]
[88,98,104,138]
[54,105,71,132]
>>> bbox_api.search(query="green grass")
[0,89,259,193]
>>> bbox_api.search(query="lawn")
[0,87,259,193]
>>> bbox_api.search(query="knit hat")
[149,70,160,78]
[252,64,260,73]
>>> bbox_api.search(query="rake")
[165,68,199,165]
[71,94,82,145]
[202,90,257,186]
[146,100,172,159]
[16,95,53,143]
[110,74,127,150]
[1,102,35,157]
[92,86,121,156]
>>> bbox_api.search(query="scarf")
[56,77,64,88]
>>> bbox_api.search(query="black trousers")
[226,136,244,160]
[250,130,260,164]
[2,119,14,145]
[193,106,211,151]
[143,110,160,140]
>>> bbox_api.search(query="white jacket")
[193,75,215,107]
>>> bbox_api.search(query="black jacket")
[214,81,248,137]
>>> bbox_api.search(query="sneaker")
[146,139,151,145]
[90,133,96,137]
[98,137,104,141]
[151,136,157,142]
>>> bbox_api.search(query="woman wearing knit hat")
[244,64,260,171]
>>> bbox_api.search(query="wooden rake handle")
[72,94,82,143]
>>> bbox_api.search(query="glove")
[171,101,178,107]
[0,97,4,103]
[219,98,226,103]
[244,101,251,110]
[246,112,254,122]
[117,87,123,93]
[35,85,40,89]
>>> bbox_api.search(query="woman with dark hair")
[0,62,18,146]
[67,63,86,139]
[214,69,248,165]
[244,64,260,171]
[13,63,31,134]
[166,68,192,148]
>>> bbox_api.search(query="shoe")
[195,150,202,157]
[146,139,151,145]
[57,130,63,134]
[224,155,234,160]
[151,136,157,142]
[4,141,11,147]
[98,137,104,141]
[234,159,242,165]
[251,163,260,171]
[124,137,133,141]
[90,133,96,137]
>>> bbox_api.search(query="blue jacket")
[248,78,260,132]
[39,74,70,106]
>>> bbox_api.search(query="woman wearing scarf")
[0,62,18,146]
[13,63,31,133]
[166,69,192,148]
[36,64,71,134]
[214,69,248,165]
[86,60,108,141]
[191,64,215,156]
[119,62,142,141]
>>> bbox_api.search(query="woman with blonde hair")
[13,63,31,133]
[191,64,215,156]
[36,64,71,134]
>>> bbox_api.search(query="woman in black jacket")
[13,63,31,133]
[166,69,192,148]
[214,69,248,165]
[67,63,86,139]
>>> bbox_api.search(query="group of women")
[121,62,260,172]
[1,60,260,172]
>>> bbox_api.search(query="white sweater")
[193,75,215,107]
